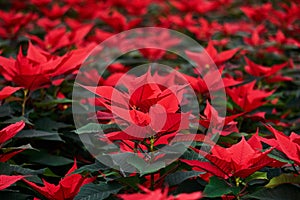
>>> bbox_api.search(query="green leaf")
[227,101,234,110]
[126,155,146,173]
[1,144,36,153]
[268,151,294,164]
[141,161,165,176]
[126,155,165,176]
[2,116,33,125]
[74,160,108,174]
[75,123,120,134]
[165,171,204,186]
[242,184,300,200]
[246,171,268,183]
[265,173,300,188]
[0,162,45,175]
[0,104,12,117]
[203,176,232,198]
[0,162,43,184]
[22,150,74,166]
[35,98,73,107]
[0,191,33,200]
[15,130,64,142]
[43,168,60,178]
[181,149,204,161]
[35,117,70,131]
[116,176,140,190]
[74,182,122,200]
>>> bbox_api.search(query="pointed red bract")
[245,57,287,77]
[24,160,94,200]
[0,121,25,144]
[182,136,277,178]
[186,40,239,67]
[199,100,244,136]
[0,42,90,91]
[261,125,300,165]
[0,175,24,190]
[226,81,274,112]
[81,69,190,140]
[0,86,22,100]
[118,186,202,200]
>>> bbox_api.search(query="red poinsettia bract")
[181,136,277,179]
[260,125,300,166]
[0,86,22,101]
[226,81,274,112]
[186,40,239,67]
[0,42,89,91]
[118,186,202,200]
[0,121,25,162]
[0,175,24,191]
[23,160,94,200]
[199,100,244,136]
[81,69,190,140]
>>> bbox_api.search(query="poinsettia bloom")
[187,18,221,41]
[241,3,273,22]
[36,17,61,31]
[183,69,242,95]
[88,28,114,43]
[0,42,90,91]
[199,100,244,136]
[81,69,190,139]
[181,136,277,179]
[243,25,266,47]
[260,125,300,166]
[130,30,181,61]
[159,13,196,29]
[40,3,69,19]
[269,30,300,48]
[109,0,152,16]
[221,22,252,36]
[169,0,219,14]
[244,57,292,83]
[0,175,24,191]
[24,160,94,200]
[244,57,287,77]
[186,40,239,68]
[98,11,141,32]
[119,186,202,200]
[0,10,37,39]
[71,1,109,20]
[266,3,299,31]
[28,24,93,52]
[30,0,51,7]
[226,81,274,112]
[0,121,25,162]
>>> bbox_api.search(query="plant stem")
[150,136,155,190]
[22,89,29,116]
[235,177,240,187]
[150,173,155,190]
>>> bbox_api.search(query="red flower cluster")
[0,0,299,199]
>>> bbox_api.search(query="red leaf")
[0,86,22,100]
[0,149,25,162]
[24,159,93,200]
[0,121,25,144]
[228,137,256,165]
[181,159,229,179]
[0,175,23,190]
[266,125,300,165]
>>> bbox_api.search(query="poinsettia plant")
[0,0,299,200]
